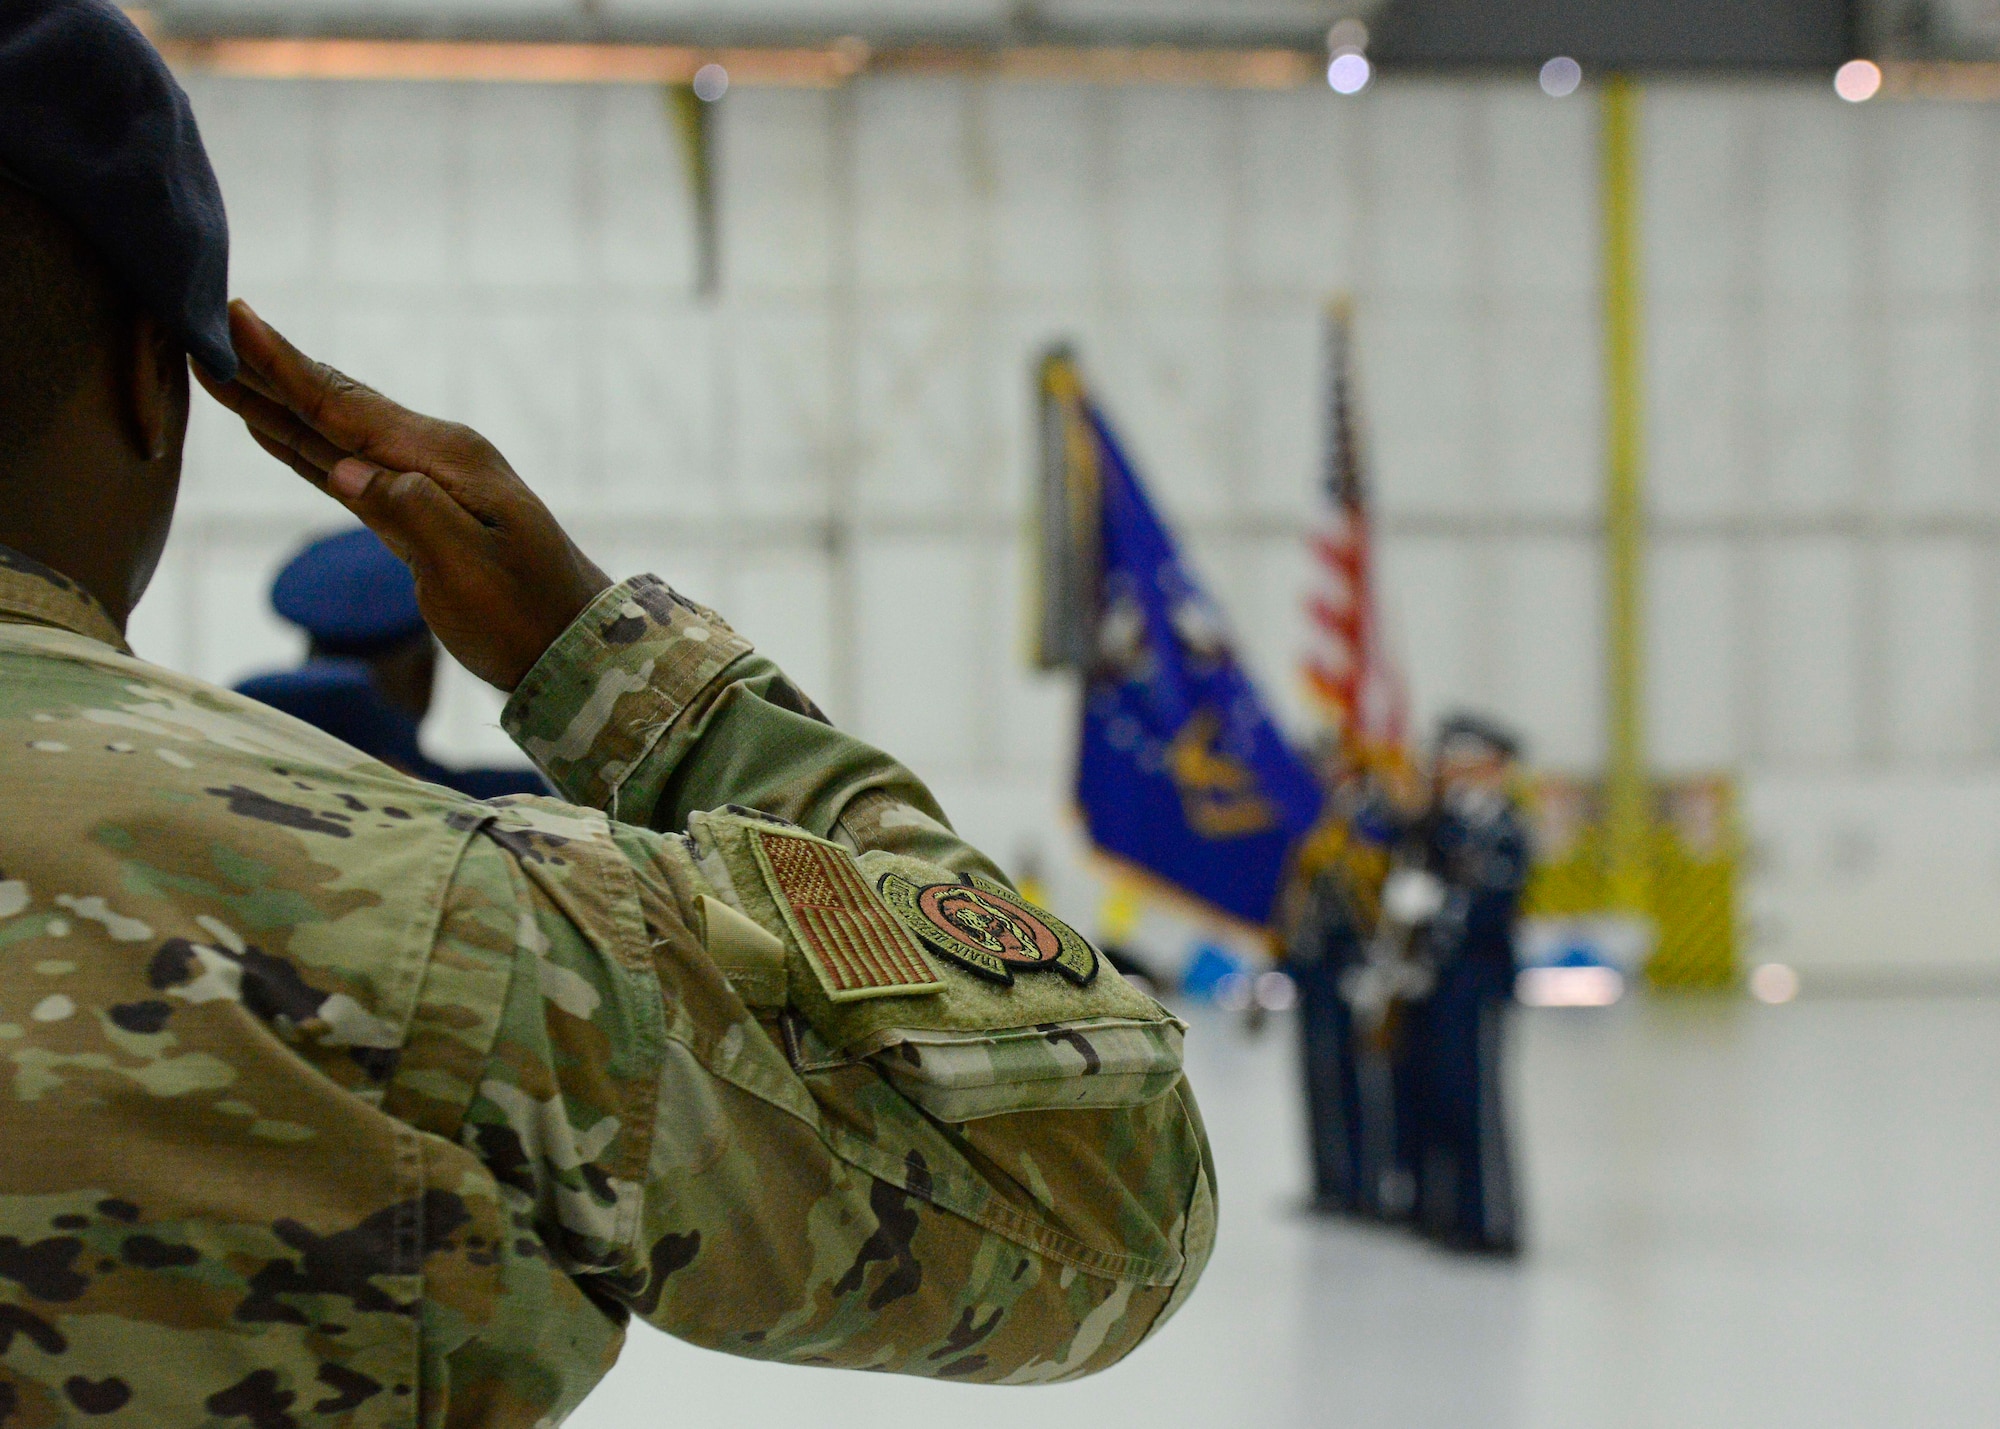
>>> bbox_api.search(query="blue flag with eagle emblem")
[1038,352,1323,928]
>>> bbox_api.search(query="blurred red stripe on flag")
[1303,300,1407,761]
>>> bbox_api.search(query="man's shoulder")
[0,622,391,773]
[0,620,489,928]
[0,625,527,1115]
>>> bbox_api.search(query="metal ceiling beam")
[1878,60,2000,98]
[146,32,1325,88]
[154,35,860,85]
[145,2,1356,52]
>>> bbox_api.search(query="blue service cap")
[271,529,427,653]
[1436,711,1523,761]
[0,0,235,378]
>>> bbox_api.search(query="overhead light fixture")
[154,37,854,86]
[691,61,728,101]
[1834,58,1882,102]
[1540,56,1582,97]
[1326,15,1369,94]
[1327,51,1370,94]
[152,35,1320,89]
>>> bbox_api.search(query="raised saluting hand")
[197,300,611,692]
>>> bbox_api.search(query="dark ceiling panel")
[1372,0,1856,71]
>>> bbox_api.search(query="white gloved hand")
[1382,868,1446,926]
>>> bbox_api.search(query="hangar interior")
[103,1,2000,1422]
[150,56,2000,979]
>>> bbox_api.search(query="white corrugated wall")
[147,73,2000,975]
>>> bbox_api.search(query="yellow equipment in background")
[1520,774,1742,990]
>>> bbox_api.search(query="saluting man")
[0,3,1214,1421]
[236,526,548,798]
[1401,714,1531,1256]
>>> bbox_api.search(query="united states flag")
[1303,300,1407,757]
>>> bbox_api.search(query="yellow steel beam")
[664,83,719,297]
[1601,75,1651,916]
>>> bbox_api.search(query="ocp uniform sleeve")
[447,576,1218,1391]
[502,575,1006,879]
[424,800,1213,1396]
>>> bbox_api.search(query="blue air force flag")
[1039,352,1323,928]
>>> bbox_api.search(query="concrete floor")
[569,996,2000,1429]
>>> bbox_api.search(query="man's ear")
[123,311,188,462]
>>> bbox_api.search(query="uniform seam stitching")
[381,818,510,1138]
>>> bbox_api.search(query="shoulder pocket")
[688,810,1184,1122]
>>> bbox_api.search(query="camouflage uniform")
[0,549,1216,1426]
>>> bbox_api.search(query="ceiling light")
[1834,58,1882,103]
[1327,51,1370,95]
[691,61,728,101]
[1540,56,1581,97]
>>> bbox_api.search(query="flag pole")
[1601,75,1651,918]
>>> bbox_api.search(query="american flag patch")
[754,830,945,1002]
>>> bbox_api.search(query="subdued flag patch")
[753,829,945,1002]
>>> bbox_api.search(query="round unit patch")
[919,884,1060,967]
[877,873,1098,987]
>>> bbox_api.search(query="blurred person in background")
[1282,740,1408,1218]
[1402,714,1531,1256]
[235,526,547,797]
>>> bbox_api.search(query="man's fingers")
[247,428,327,488]
[228,360,286,408]
[337,465,488,570]
[210,300,611,692]
[229,302,430,467]
[216,379,351,476]
[193,366,266,424]
[230,302,481,480]
[216,310,509,571]
[198,369,351,489]
[200,345,281,408]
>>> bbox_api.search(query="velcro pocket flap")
[825,1016,1187,1123]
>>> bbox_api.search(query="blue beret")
[0,0,235,378]
[271,529,426,652]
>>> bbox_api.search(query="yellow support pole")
[1601,75,1651,918]
[665,83,718,297]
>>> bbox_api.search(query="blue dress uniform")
[236,529,546,798]
[1402,725,1531,1254]
[1286,794,1401,1218]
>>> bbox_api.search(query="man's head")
[0,178,188,624]
[1433,713,1522,798]
[0,0,233,628]
[273,528,438,722]
[0,177,118,459]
